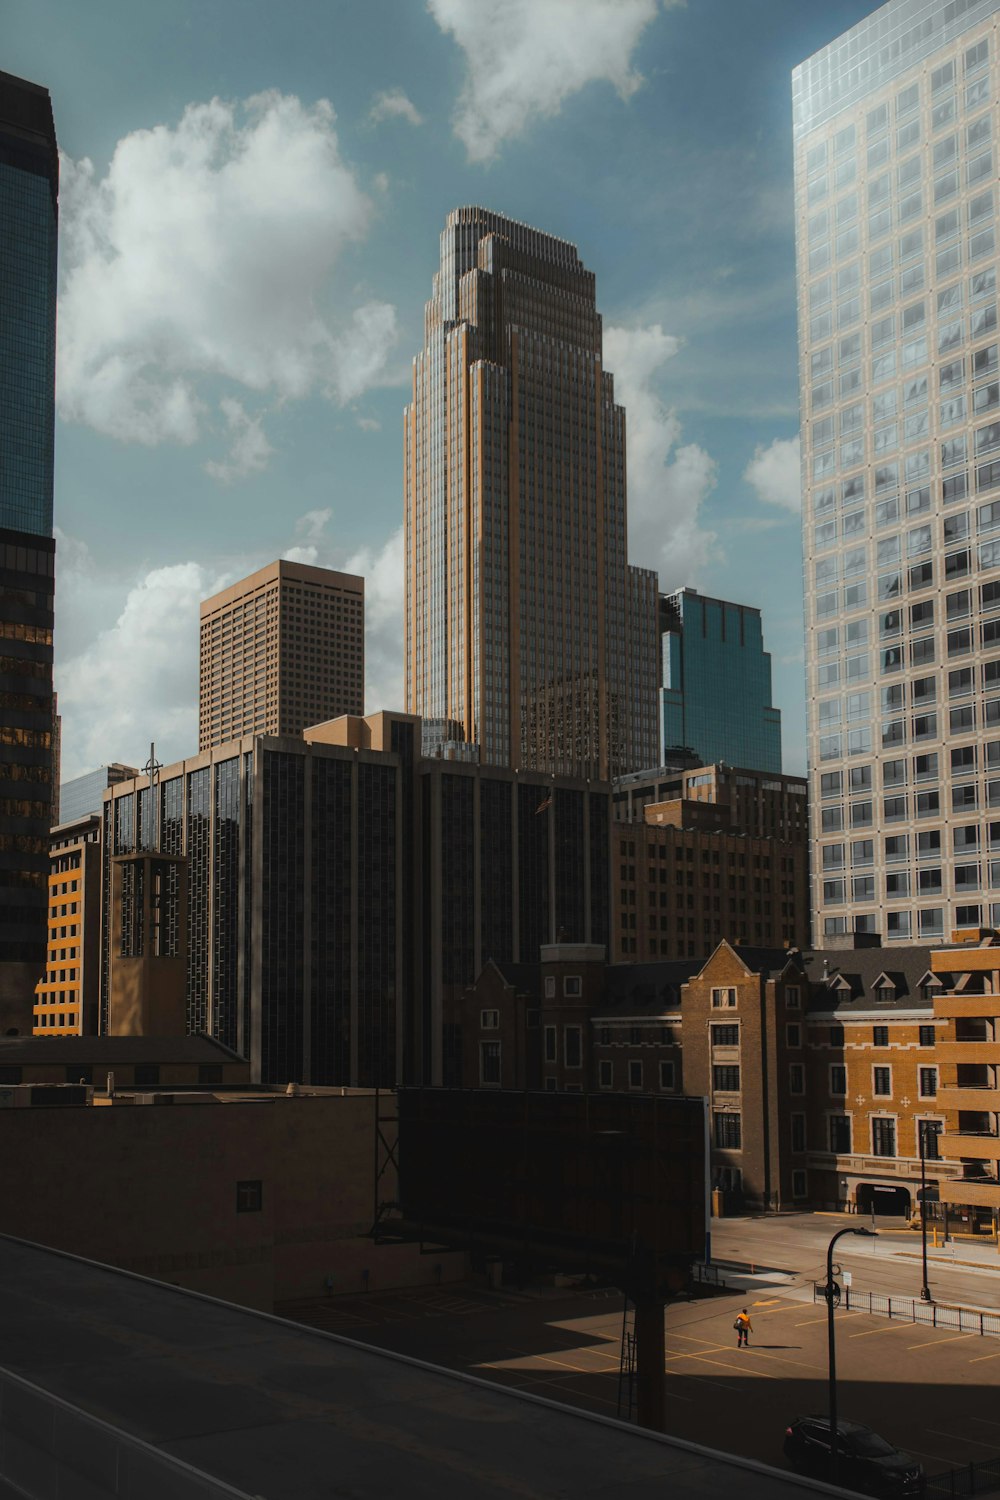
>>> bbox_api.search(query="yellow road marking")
[666,1350,780,1379]
[906,1333,976,1351]
[753,1298,781,1307]
[969,1350,1000,1364]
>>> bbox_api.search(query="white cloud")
[428,0,664,163]
[346,527,405,714]
[743,434,801,513]
[603,323,718,588]
[56,559,230,778]
[369,89,424,127]
[282,508,334,566]
[203,397,274,484]
[58,91,398,454]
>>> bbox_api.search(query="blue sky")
[6,0,877,779]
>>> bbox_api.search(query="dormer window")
[872,972,896,1005]
[917,971,942,1002]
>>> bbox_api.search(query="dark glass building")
[101,714,611,1087]
[0,72,58,1031]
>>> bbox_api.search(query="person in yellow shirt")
[735,1308,752,1348]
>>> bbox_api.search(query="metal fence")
[811,1282,1000,1336]
[926,1455,1000,1496]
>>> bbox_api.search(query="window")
[830,1065,847,1096]
[598,1059,613,1089]
[711,1023,739,1047]
[134,1064,160,1088]
[480,1009,499,1031]
[198,1064,223,1086]
[480,1041,501,1086]
[873,1025,889,1046]
[628,1060,643,1090]
[873,1066,892,1097]
[829,1023,845,1046]
[919,1066,938,1098]
[544,976,555,999]
[919,1120,942,1161]
[787,1023,802,1048]
[785,985,801,1010]
[919,1024,935,1047]
[791,1114,807,1153]
[872,1118,897,1157]
[714,1112,742,1150]
[829,1115,852,1154]
[713,1065,740,1092]
[712,987,737,1008]
[563,975,582,998]
[790,1064,805,1095]
[236,1180,262,1213]
[659,1060,676,1091]
[544,1026,557,1064]
[564,1026,582,1068]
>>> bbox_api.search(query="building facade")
[58,764,137,825]
[404,206,659,781]
[795,0,1000,944]
[32,812,101,1036]
[198,560,364,752]
[0,72,58,1031]
[100,713,611,1090]
[659,589,783,773]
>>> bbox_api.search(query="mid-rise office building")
[198,560,364,751]
[0,72,58,1031]
[32,812,101,1036]
[795,0,1000,944]
[659,589,783,773]
[101,712,611,1088]
[58,763,137,825]
[404,206,659,781]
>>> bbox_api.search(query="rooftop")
[0,1234,837,1499]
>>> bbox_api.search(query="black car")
[784,1416,925,1496]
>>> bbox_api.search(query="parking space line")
[849,1322,914,1339]
[907,1333,976,1351]
[928,1429,1000,1450]
[667,1351,781,1379]
[970,1351,1000,1364]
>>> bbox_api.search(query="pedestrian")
[735,1308,752,1348]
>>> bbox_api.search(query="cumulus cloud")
[56,558,230,778]
[369,89,424,127]
[603,323,718,588]
[58,91,398,457]
[203,397,274,483]
[282,508,334,566]
[428,0,664,162]
[743,434,802,513]
[345,527,405,714]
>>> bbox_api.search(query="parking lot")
[282,1281,1000,1478]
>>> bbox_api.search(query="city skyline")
[4,0,881,782]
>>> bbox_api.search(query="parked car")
[783,1416,925,1495]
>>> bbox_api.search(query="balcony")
[933,994,1000,1018]
[939,1133,1000,1162]
[941,1178,1000,1209]
[945,1042,1000,1063]
[940,1085,1000,1111]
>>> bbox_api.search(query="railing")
[926,1454,1000,1496]
[812,1282,1000,1336]
[0,1360,254,1499]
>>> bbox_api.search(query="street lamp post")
[826,1226,877,1488]
[918,1120,933,1303]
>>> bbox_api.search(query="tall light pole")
[826,1226,877,1487]
[918,1120,933,1304]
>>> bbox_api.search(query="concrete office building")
[199,559,364,751]
[0,73,58,1031]
[659,589,783,773]
[32,812,101,1036]
[101,712,611,1088]
[795,1,1000,944]
[58,763,137,825]
[404,206,659,782]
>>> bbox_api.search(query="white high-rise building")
[795,0,1000,944]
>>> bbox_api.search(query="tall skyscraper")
[795,0,1000,945]
[0,72,58,1030]
[659,588,783,772]
[404,207,660,782]
[199,560,364,751]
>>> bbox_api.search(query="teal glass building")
[659,589,783,774]
[0,71,58,1026]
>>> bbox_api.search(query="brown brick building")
[32,812,101,1036]
[612,763,810,961]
